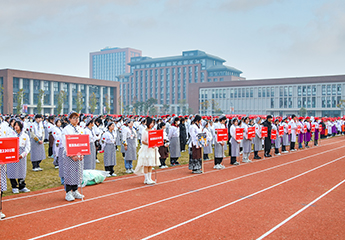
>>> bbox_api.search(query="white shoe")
[106,174,111,177]
[282,151,288,153]
[220,164,225,169]
[72,190,84,199]
[125,169,131,174]
[147,179,156,185]
[275,153,281,156]
[144,179,148,184]
[19,187,31,193]
[96,159,100,163]
[65,191,75,201]
[12,188,19,194]
[32,168,39,172]
[242,159,250,163]
[213,164,220,169]
[112,173,117,177]
[1,212,5,219]
[130,169,134,173]
[163,165,168,168]
[55,166,59,169]
[38,167,43,171]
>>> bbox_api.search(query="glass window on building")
[271,87,275,97]
[250,88,254,98]
[288,97,292,108]
[238,89,241,98]
[307,86,311,96]
[208,78,211,82]
[213,78,217,82]
[327,96,331,108]
[312,85,317,95]
[234,89,237,98]
[332,96,336,107]
[312,97,316,108]
[216,89,219,98]
[302,86,306,96]
[220,78,224,82]
[246,88,249,98]
[298,98,302,108]
[280,98,283,108]
[302,97,306,108]
[327,85,331,95]
[267,87,270,97]
[223,89,226,98]
[322,85,326,95]
[321,97,326,108]
[307,97,311,108]
[242,88,245,98]
[289,86,293,96]
[258,87,261,97]
[271,98,274,108]
[230,89,234,98]
[279,86,283,97]
[212,90,215,98]
[337,84,342,95]
[34,80,40,91]
[284,86,288,97]
[337,96,341,105]
[283,98,287,108]
[262,88,266,97]
[332,84,336,95]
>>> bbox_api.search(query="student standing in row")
[213,115,227,169]
[102,122,117,177]
[158,122,169,168]
[123,120,137,173]
[30,114,46,171]
[188,115,203,174]
[263,115,273,157]
[84,118,97,170]
[253,117,263,159]
[242,117,252,163]
[168,117,181,166]
[230,118,240,165]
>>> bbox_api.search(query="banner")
[247,126,255,139]
[271,129,277,140]
[235,128,244,141]
[297,125,301,134]
[65,134,91,156]
[0,137,19,164]
[278,126,284,136]
[288,125,291,135]
[261,127,268,138]
[311,124,315,132]
[216,128,228,142]
[148,130,164,148]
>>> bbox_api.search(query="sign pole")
[78,156,84,201]
[154,149,157,183]
[202,145,204,173]
[0,164,3,220]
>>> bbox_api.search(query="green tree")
[162,104,170,114]
[37,89,44,114]
[299,107,307,117]
[105,94,111,114]
[133,101,145,115]
[89,92,97,114]
[57,90,67,115]
[75,91,84,113]
[178,99,188,115]
[144,98,158,114]
[16,88,25,114]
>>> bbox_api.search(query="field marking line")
[28,157,345,240]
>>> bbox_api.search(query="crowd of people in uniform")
[0,112,344,219]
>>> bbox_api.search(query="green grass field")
[2,144,215,197]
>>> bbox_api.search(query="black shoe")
[254,156,261,159]
[264,154,272,157]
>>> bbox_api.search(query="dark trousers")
[48,147,53,157]
[203,154,209,160]
[228,143,232,156]
[314,139,318,145]
[282,145,286,152]
[275,148,279,154]
[214,157,223,165]
[65,184,78,193]
[105,166,114,175]
[170,158,179,165]
[230,156,237,164]
[32,160,42,169]
[264,138,272,155]
[180,142,186,151]
[290,142,295,150]
[160,158,166,166]
[254,151,259,157]
[10,178,26,190]
[122,153,125,158]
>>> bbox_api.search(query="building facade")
[189,75,345,117]
[0,69,120,115]
[118,50,244,114]
[89,47,142,81]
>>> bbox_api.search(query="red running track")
[0,137,344,240]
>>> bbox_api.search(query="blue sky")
[1,0,344,79]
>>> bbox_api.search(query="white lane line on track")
[256,178,345,240]
[4,139,342,202]
[141,156,345,240]
[4,144,345,221]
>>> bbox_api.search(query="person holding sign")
[288,115,298,151]
[61,111,84,201]
[83,118,97,170]
[122,119,137,173]
[214,115,227,169]
[188,115,203,174]
[7,120,31,194]
[253,117,263,159]
[157,122,169,168]
[229,118,240,165]
[134,117,160,184]
[242,117,252,163]
[102,122,117,177]
[263,115,273,157]
[281,117,289,153]
[29,114,46,171]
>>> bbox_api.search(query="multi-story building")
[118,50,244,114]
[89,47,142,81]
[189,75,345,117]
[0,69,120,115]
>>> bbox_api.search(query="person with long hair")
[242,117,252,163]
[202,120,213,161]
[179,117,187,152]
[122,119,137,173]
[7,120,31,194]
[29,114,46,171]
[168,117,181,166]
[102,122,117,177]
[61,111,84,201]
[188,115,203,174]
[134,117,160,184]
[213,115,227,169]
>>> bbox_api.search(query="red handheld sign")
[65,134,91,156]
[148,130,164,148]
[235,128,244,141]
[261,127,268,138]
[0,137,19,164]
[311,124,315,132]
[247,127,255,139]
[278,126,284,136]
[303,125,307,133]
[216,128,228,142]
[297,125,301,134]
[271,129,277,140]
[288,125,291,135]
[319,125,322,132]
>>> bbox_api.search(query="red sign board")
[297,125,301,134]
[311,124,315,132]
[319,125,322,132]
[65,134,91,156]
[216,128,228,142]
[247,127,255,139]
[0,137,19,164]
[261,127,268,138]
[235,128,244,141]
[288,125,291,135]
[271,129,277,140]
[342,125,345,132]
[303,125,307,133]
[148,130,164,148]
[278,126,284,136]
